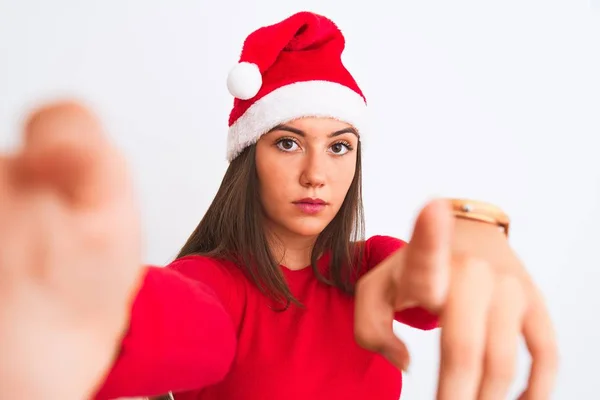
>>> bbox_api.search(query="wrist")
[446,198,510,237]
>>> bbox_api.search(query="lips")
[294,198,326,205]
[293,198,328,214]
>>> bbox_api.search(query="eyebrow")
[269,124,359,138]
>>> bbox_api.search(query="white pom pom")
[226,62,262,100]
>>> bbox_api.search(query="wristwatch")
[447,198,510,237]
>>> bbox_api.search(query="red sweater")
[94,235,438,400]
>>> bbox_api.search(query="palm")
[0,103,143,399]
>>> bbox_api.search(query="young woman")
[0,11,557,400]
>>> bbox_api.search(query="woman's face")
[255,117,358,241]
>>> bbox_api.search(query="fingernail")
[401,357,411,373]
[382,351,410,373]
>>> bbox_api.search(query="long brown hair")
[176,141,365,309]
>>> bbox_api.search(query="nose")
[300,151,326,188]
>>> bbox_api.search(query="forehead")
[283,117,354,136]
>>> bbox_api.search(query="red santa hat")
[225,11,369,161]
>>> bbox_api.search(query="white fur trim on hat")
[226,80,368,161]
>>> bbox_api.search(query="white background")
[1,1,599,398]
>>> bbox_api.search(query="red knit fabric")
[94,235,438,400]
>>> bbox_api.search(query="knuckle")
[420,280,438,301]
[485,349,516,382]
[353,325,381,352]
[453,254,490,272]
[495,273,526,304]
[441,336,481,371]
[452,254,495,287]
[408,274,438,300]
[496,273,523,293]
[406,265,446,306]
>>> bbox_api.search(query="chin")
[285,218,330,238]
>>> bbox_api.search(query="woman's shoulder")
[365,234,407,247]
[364,234,408,253]
[165,254,245,284]
[163,254,248,324]
[363,235,408,268]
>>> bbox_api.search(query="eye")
[329,141,352,155]
[276,137,300,152]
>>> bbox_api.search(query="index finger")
[398,198,454,311]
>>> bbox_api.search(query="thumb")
[353,297,412,372]
[14,101,130,208]
[398,198,454,311]
[379,329,411,372]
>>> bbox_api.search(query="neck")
[266,227,317,271]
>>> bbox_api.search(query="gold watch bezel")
[447,198,510,237]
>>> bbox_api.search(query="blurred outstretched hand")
[354,199,558,400]
[0,102,144,399]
